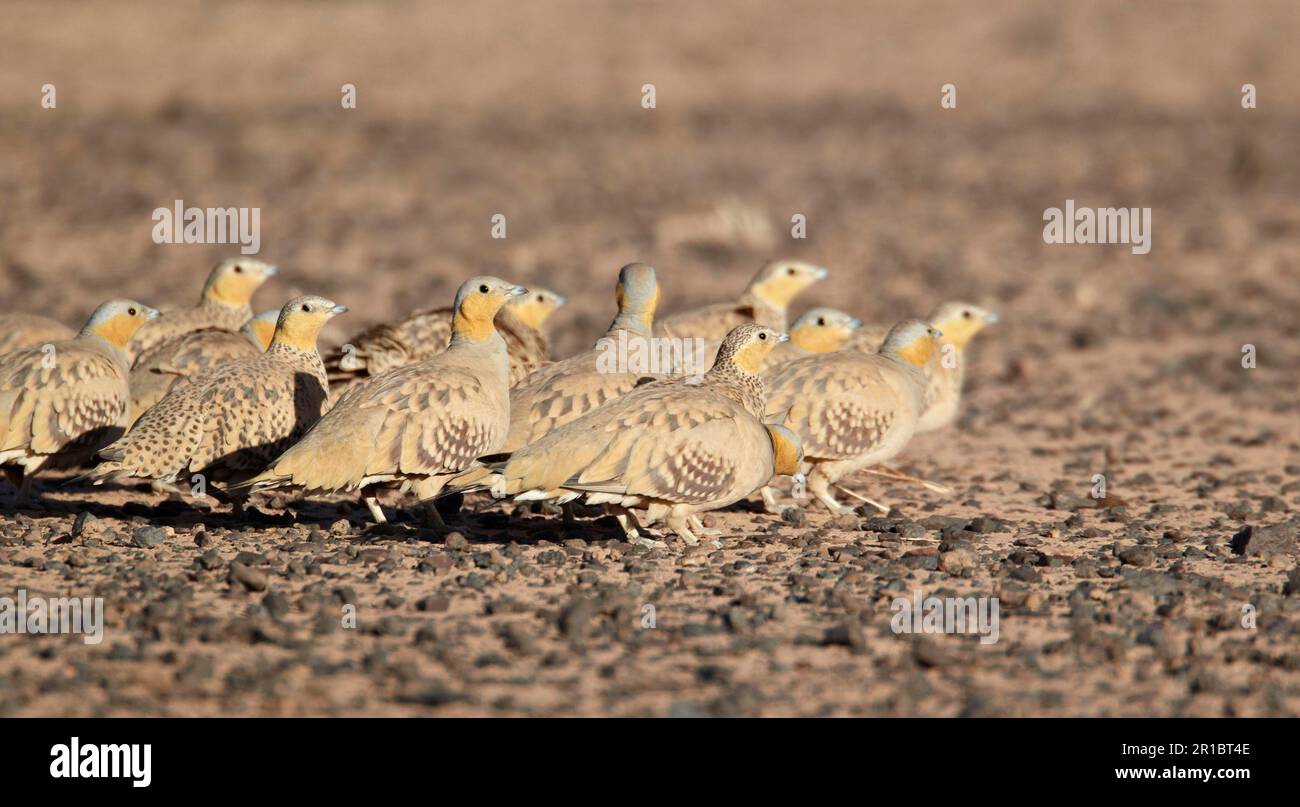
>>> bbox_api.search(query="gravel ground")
[0,0,1298,716]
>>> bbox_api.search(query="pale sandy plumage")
[88,297,345,501]
[501,264,662,452]
[0,314,75,356]
[241,278,526,522]
[453,325,797,546]
[654,259,827,341]
[762,320,940,514]
[0,300,159,499]
[127,309,279,424]
[326,287,564,387]
[847,301,997,433]
[762,307,861,368]
[128,258,277,361]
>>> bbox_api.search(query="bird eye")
[786,267,797,276]
[302,304,311,312]
[758,332,768,340]
[817,317,826,326]
[234,265,243,273]
[479,284,490,293]
[128,307,137,316]
[963,310,972,318]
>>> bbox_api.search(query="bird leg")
[363,495,387,524]
[855,466,951,495]
[687,514,721,537]
[665,513,700,546]
[421,501,448,530]
[833,483,891,515]
[760,484,789,515]
[607,504,665,549]
[805,472,860,515]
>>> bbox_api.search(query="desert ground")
[0,0,1298,716]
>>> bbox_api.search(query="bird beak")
[146,307,161,320]
[932,328,943,339]
[985,311,999,323]
[509,285,529,297]
[330,304,349,314]
[848,318,863,329]
[776,332,790,343]
[264,265,278,277]
[553,294,567,307]
[792,472,806,486]
[812,267,829,280]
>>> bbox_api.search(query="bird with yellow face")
[241,277,527,525]
[654,259,828,342]
[762,319,942,515]
[0,299,159,502]
[446,324,796,547]
[848,301,998,433]
[89,296,347,508]
[128,257,278,361]
[325,286,565,388]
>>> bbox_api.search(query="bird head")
[271,296,348,350]
[715,324,788,374]
[203,258,278,308]
[452,277,528,341]
[613,263,659,329]
[508,287,566,330]
[928,301,998,348]
[83,299,160,348]
[241,309,281,351]
[788,307,861,353]
[880,319,943,367]
[748,260,828,308]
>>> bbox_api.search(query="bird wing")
[764,354,906,461]
[0,344,128,457]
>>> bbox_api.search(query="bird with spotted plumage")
[654,259,827,342]
[326,286,565,388]
[239,277,527,525]
[447,324,801,547]
[128,257,278,361]
[761,319,941,515]
[0,299,159,503]
[849,301,998,433]
[87,296,346,510]
[501,263,663,452]
[127,308,280,424]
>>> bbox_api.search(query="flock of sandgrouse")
[0,258,996,546]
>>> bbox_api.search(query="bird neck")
[78,329,132,365]
[703,359,767,418]
[606,310,653,338]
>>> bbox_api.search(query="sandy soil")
[0,0,1298,716]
